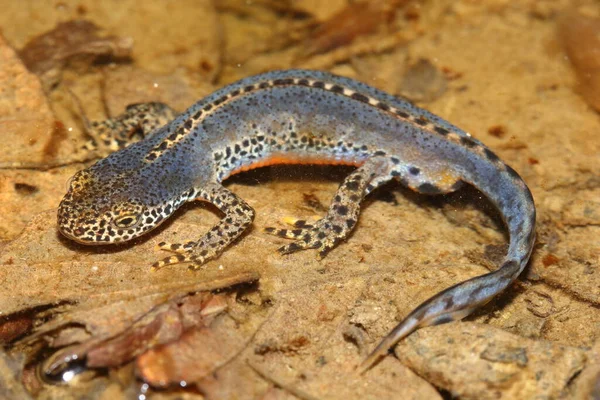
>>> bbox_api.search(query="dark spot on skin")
[330,85,344,93]
[460,137,477,148]
[332,225,343,234]
[203,104,213,111]
[184,119,192,129]
[337,205,348,216]
[351,93,369,103]
[259,82,270,89]
[285,243,302,252]
[377,102,390,111]
[312,81,325,89]
[230,89,240,97]
[502,260,518,272]
[345,219,356,228]
[409,167,420,175]
[396,110,409,118]
[434,126,450,135]
[444,297,455,309]
[273,78,294,85]
[244,85,254,92]
[298,79,309,86]
[418,183,442,194]
[345,181,359,191]
[414,117,428,126]
[514,221,524,235]
[484,148,500,162]
[433,315,454,325]
[374,150,386,156]
[470,284,493,300]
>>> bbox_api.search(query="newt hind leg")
[84,102,177,157]
[264,156,394,257]
[265,155,464,258]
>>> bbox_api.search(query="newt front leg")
[153,183,255,270]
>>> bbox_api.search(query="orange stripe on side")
[225,154,366,178]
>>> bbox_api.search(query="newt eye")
[114,214,140,228]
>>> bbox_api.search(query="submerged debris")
[18,20,132,89]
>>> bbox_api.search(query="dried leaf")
[85,294,227,369]
[136,313,248,387]
[39,293,233,381]
[302,2,394,57]
[18,20,132,89]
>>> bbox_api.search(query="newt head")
[57,168,176,245]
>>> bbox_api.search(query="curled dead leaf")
[18,20,132,89]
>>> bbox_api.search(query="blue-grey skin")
[58,70,536,372]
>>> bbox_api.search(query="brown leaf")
[18,20,132,89]
[85,294,227,368]
[136,312,248,387]
[0,314,33,344]
[36,284,252,377]
[302,2,394,57]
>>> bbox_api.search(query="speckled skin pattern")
[57,69,536,371]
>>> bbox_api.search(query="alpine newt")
[57,69,536,371]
